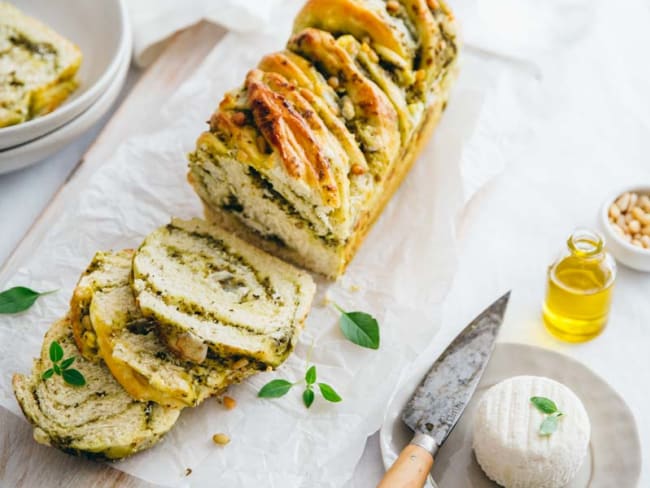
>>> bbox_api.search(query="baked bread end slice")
[12,317,180,460]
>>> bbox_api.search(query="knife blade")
[378,291,510,488]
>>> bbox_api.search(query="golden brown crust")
[293,0,414,63]
[246,69,341,207]
[195,91,451,278]
[258,51,369,175]
[288,28,400,178]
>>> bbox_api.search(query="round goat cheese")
[472,375,590,488]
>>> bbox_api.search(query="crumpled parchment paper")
[0,2,521,485]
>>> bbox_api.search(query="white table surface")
[2,0,649,483]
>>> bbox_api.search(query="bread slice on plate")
[0,2,82,127]
[132,218,316,368]
[12,317,180,460]
[80,250,263,408]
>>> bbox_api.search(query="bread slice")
[187,0,457,277]
[12,317,180,460]
[131,218,316,367]
[70,249,134,361]
[0,2,82,127]
[80,250,263,408]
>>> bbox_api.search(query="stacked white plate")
[0,0,131,174]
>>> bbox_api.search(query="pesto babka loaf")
[77,249,263,408]
[0,2,81,127]
[12,317,180,460]
[131,218,316,368]
[188,0,458,277]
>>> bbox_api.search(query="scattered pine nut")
[212,433,230,445]
[223,396,237,410]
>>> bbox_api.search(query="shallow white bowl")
[600,186,650,272]
[0,0,129,150]
[0,39,130,174]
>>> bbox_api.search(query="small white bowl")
[600,186,650,272]
[0,0,129,150]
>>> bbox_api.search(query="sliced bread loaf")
[132,218,316,367]
[82,250,263,408]
[12,317,180,460]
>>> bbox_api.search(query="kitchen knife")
[377,291,510,488]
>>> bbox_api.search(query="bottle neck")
[567,229,604,259]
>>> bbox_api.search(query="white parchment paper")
[0,2,520,486]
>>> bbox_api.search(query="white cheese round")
[472,375,590,488]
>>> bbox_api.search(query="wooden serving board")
[0,21,225,488]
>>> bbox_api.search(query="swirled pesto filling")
[132,218,315,368]
[0,3,81,127]
[83,250,264,408]
[12,317,180,461]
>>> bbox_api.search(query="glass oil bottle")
[543,229,616,342]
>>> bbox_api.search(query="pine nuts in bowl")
[601,187,650,271]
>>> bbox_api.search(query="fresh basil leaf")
[336,306,380,350]
[305,365,316,385]
[0,287,56,314]
[530,396,558,414]
[303,388,315,408]
[62,369,86,386]
[258,379,293,398]
[41,368,54,380]
[53,364,61,375]
[60,357,76,370]
[318,383,342,403]
[49,341,64,363]
[539,413,560,435]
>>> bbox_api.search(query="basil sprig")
[258,364,341,408]
[530,396,564,435]
[42,341,86,386]
[0,287,57,314]
[334,304,380,349]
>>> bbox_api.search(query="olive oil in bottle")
[543,229,616,342]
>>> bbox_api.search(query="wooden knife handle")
[377,443,434,488]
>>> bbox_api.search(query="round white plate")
[0,36,130,174]
[0,0,129,149]
[380,343,641,487]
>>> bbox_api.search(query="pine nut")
[640,195,650,212]
[386,0,400,14]
[223,396,237,410]
[609,203,621,219]
[609,192,650,250]
[232,358,249,370]
[616,192,631,212]
[212,433,230,445]
[327,76,339,89]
